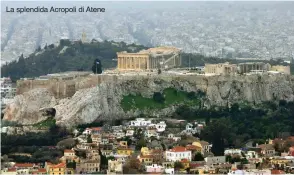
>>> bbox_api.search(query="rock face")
[3,88,57,125]
[4,74,294,127]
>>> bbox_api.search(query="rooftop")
[13,163,35,168]
[169,146,189,152]
[50,163,66,168]
[64,149,75,153]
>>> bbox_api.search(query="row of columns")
[118,56,149,70]
[240,64,263,73]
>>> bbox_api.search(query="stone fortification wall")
[16,74,294,100]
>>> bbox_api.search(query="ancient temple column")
[122,57,124,69]
[139,57,141,69]
[146,57,149,69]
[118,57,120,69]
[124,57,126,69]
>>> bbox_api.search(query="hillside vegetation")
[121,88,204,112]
[174,100,294,155]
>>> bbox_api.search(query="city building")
[129,118,152,127]
[145,164,164,173]
[165,146,192,162]
[259,144,276,157]
[204,156,226,166]
[60,149,80,163]
[45,162,66,175]
[117,46,181,71]
[77,159,100,173]
[107,160,123,174]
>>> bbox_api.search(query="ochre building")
[117,46,181,71]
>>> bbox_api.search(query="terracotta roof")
[271,170,285,174]
[38,168,47,173]
[181,158,189,163]
[51,163,66,168]
[7,168,16,172]
[64,149,75,153]
[170,146,188,152]
[186,144,201,150]
[91,127,102,131]
[14,163,35,168]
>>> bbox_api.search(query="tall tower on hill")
[81,30,87,43]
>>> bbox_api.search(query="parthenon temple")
[117,46,181,71]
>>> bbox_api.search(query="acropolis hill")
[5,70,294,127]
[3,45,294,127]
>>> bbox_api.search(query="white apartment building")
[129,118,152,127]
[165,146,192,162]
[155,121,166,132]
[205,156,226,166]
[224,149,243,156]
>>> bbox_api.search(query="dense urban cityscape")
[1,2,294,65]
[1,1,294,175]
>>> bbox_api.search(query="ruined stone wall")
[16,74,294,100]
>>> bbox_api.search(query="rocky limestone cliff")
[3,88,57,125]
[4,74,294,127]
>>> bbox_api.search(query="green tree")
[193,152,204,161]
[99,149,108,169]
[153,92,165,103]
[135,137,147,150]
[201,118,234,156]
[66,160,76,169]
[87,135,92,143]
[174,161,184,171]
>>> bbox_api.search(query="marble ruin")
[117,46,181,71]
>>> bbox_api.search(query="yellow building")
[117,147,134,156]
[270,158,291,167]
[119,141,128,148]
[117,46,181,71]
[138,154,154,165]
[141,147,151,156]
[65,168,75,174]
[192,141,211,155]
[45,162,66,175]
